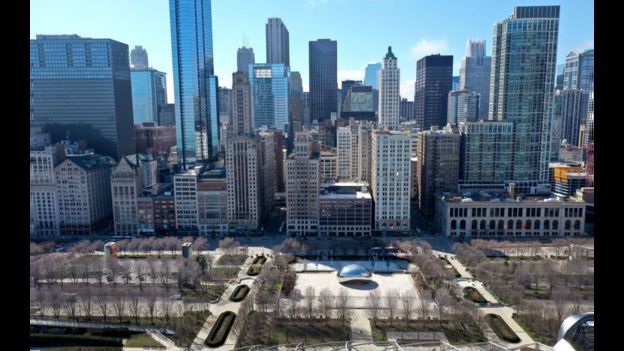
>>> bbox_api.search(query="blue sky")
[31,0,593,103]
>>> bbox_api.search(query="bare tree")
[161,260,172,290]
[401,291,416,321]
[552,288,570,325]
[434,288,453,321]
[135,261,145,291]
[304,286,316,319]
[145,289,158,325]
[93,257,105,287]
[30,242,44,256]
[367,290,382,325]
[49,289,63,319]
[147,256,158,286]
[112,289,127,324]
[79,287,93,320]
[128,292,142,324]
[385,289,399,325]
[33,289,47,316]
[160,296,173,325]
[63,293,78,320]
[318,288,333,320]
[96,291,109,321]
[336,290,350,322]
[287,299,298,319]
[193,237,207,254]
[218,237,240,254]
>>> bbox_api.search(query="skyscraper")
[400,99,414,121]
[459,40,491,120]
[378,46,401,129]
[169,0,219,167]
[286,131,320,236]
[364,63,382,89]
[249,63,290,133]
[489,5,560,193]
[130,68,168,125]
[231,71,252,136]
[130,45,149,69]
[414,54,453,131]
[266,18,290,66]
[564,49,594,91]
[237,46,255,74]
[371,130,412,231]
[30,35,135,160]
[289,71,304,133]
[447,90,479,125]
[309,39,338,123]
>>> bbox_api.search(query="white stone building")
[378,46,400,129]
[286,131,320,236]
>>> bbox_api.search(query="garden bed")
[229,285,250,302]
[370,318,486,345]
[205,311,236,347]
[463,287,487,303]
[215,254,248,266]
[247,264,262,276]
[252,256,267,265]
[485,314,520,343]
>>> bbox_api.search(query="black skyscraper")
[309,39,337,122]
[414,54,453,130]
[30,35,135,160]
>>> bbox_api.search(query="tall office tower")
[459,121,514,190]
[266,18,290,66]
[302,92,311,125]
[174,168,200,234]
[30,35,135,160]
[452,76,460,91]
[258,131,277,212]
[131,68,168,125]
[319,148,337,182]
[582,91,594,149]
[378,47,401,129]
[289,71,304,133]
[286,131,320,236]
[459,40,491,120]
[489,6,560,193]
[400,98,414,121]
[555,63,565,90]
[414,54,453,131]
[551,90,564,160]
[364,63,382,89]
[237,46,255,74]
[197,170,228,235]
[416,128,460,217]
[249,64,290,133]
[342,86,375,121]
[111,156,144,235]
[159,104,176,126]
[336,127,353,181]
[356,122,373,183]
[226,135,264,230]
[169,0,219,167]
[231,71,252,136]
[218,87,232,127]
[447,90,479,125]
[560,89,584,146]
[371,130,412,231]
[564,49,594,91]
[30,144,64,238]
[271,130,286,192]
[130,45,149,69]
[309,39,338,123]
[55,154,116,235]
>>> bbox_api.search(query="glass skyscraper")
[169,0,219,168]
[414,54,453,131]
[130,69,167,125]
[249,63,290,134]
[364,63,381,90]
[30,34,135,160]
[489,6,560,192]
[309,39,337,122]
[564,49,594,91]
[459,40,491,121]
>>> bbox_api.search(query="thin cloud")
[338,69,365,83]
[577,38,594,50]
[410,38,449,60]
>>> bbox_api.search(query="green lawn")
[181,284,227,301]
[512,314,557,346]
[237,313,351,347]
[210,267,240,280]
[370,318,486,345]
[124,333,163,348]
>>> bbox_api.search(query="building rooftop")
[440,191,583,204]
[65,154,116,170]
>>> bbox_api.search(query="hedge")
[252,256,267,265]
[463,287,487,303]
[30,333,123,347]
[247,264,262,276]
[90,327,132,338]
[485,314,521,343]
[205,311,236,347]
[229,285,250,302]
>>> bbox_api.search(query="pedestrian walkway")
[146,328,182,350]
[350,309,373,343]
[479,306,535,348]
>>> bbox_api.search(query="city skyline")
[30,0,594,103]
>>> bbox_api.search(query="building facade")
[489,6,560,193]
[135,122,177,159]
[55,154,115,235]
[286,131,320,236]
[319,183,372,237]
[237,46,255,74]
[364,63,381,90]
[266,18,290,66]
[309,39,338,123]
[416,128,460,218]
[130,45,149,69]
[30,35,135,160]
[378,47,401,129]
[371,130,412,232]
[436,192,586,238]
[130,68,167,125]
[414,54,453,131]
[111,156,144,235]
[319,148,338,183]
[400,99,414,121]
[459,40,491,121]
[249,63,290,133]
[173,169,199,234]
[231,71,253,136]
[447,90,479,125]
[30,145,64,238]
[197,169,228,235]
[169,0,219,166]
